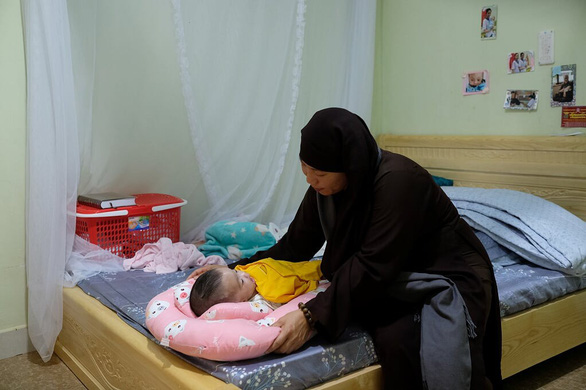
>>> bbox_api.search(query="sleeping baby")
[146,258,326,361]
[189,258,323,317]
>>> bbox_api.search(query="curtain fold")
[171,0,308,242]
[22,0,376,360]
[22,0,80,362]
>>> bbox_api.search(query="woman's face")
[301,161,348,196]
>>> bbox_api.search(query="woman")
[191,108,502,389]
[511,53,520,73]
[518,52,526,72]
[481,8,495,38]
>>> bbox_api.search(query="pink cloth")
[123,237,225,274]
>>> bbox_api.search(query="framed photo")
[504,90,538,111]
[481,6,497,40]
[507,51,535,74]
[551,64,576,107]
[463,70,489,95]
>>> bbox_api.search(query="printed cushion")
[146,278,326,361]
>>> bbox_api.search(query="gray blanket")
[389,272,476,390]
[443,187,586,276]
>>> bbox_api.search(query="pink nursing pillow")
[146,278,326,361]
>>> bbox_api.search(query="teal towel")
[432,175,454,186]
[198,221,277,260]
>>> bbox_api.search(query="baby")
[466,72,486,92]
[189,258,323,316]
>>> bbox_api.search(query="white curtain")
[22,0,376,362]
[171,0,308,241]
[22,0,80,362]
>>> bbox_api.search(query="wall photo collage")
[463,5,580,125]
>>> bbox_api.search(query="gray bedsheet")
[77,268,377,389]
[476,231,586,316]
[75,232,586,389]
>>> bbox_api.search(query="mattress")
[75,228,586,389]
[477,231,586,316]
[77,269,377,389]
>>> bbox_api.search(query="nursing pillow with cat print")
[146,278,325,361]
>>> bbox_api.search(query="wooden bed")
[56,135,586,389]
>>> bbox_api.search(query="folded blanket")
[198,220,278,260]
[444,187,586,276]
[123,237,225,274]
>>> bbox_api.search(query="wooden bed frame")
[56,135,586,389]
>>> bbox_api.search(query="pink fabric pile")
[123,237,225,274]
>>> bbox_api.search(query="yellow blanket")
[235,258,323,303]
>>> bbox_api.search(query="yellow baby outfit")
[235,258,322,303]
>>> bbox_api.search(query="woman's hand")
[267,309,314,354]
[186,264,227,280]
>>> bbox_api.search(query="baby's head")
[468,72,484,87]
[189,267,257,316]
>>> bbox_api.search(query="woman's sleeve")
[305,170,434,340]
[229,187,326,269]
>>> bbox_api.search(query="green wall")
[0,0,28,358]
[372,0,586,136]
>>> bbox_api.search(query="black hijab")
[299,107,380,278]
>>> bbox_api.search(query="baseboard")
[0,325,35,360]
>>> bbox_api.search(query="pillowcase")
[432,175,454,186]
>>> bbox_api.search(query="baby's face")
[219,268,257,302]
[469,73,484,87]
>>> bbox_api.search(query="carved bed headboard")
[377,135,586,221]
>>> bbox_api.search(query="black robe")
[233,108,502,389]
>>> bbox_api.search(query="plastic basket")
[75,193,187,258]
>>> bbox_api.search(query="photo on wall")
[481,6,497,40]
[463,70,489,95]
[507,51,535,74]
[551,64,576,107]
[504,90,538,111]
